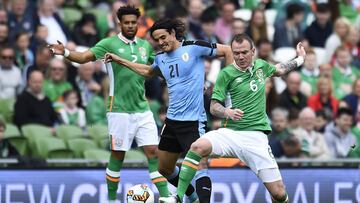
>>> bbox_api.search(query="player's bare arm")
[47,40,95,63]
[216,43,234,65]
[273,42,306,76]
[104,53,155,77]
[210,100,244,120]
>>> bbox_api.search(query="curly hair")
[116,5,140,21]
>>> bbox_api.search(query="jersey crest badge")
[138,47,147,61]
[182,52,189,62]
[256,69,264,84]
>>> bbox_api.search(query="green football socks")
[148,158,170,197]
[106,154,123,200]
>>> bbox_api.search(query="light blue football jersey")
[151,40,217,121]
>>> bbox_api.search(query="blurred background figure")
[214,1,235,44]
[14,70,58,128]
[300,48,319,97]
[325,108,356,158]
[273,2,305,49]
[293,107,330,159]
[0,46,22,100]
[59,90,86,129]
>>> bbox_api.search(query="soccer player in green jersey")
[161,33,307,203]
[47,5,170,202]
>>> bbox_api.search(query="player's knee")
[143,145,158,159]
[271,183,287,201]
[157,165,173,177]
[111,150,125,161]
[190,138,211,157]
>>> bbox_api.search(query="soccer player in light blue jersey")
[104,18,233,203]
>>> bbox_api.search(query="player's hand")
[296,42,306,59]
[225,108,244,120]
[104,53,121,63]
[47,40,65,55]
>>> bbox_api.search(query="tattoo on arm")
[276,60,298,76]
[210,100,227,118]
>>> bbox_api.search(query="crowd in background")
[0,0,360,162]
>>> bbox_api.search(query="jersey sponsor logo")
[138,47,147,61]
[182,52,189,62]
[118,48,125,54]
[235,77,243,83]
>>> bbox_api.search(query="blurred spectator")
[128,0,154,38]
[25,42,52,81]
[13,70,58,128]
[278,71,307,113]
[288,108,300,131]
[0,8,8,23]
[7,0,39,43]
[107,0,125,33]
[29,24,48,54]
[319,63,332,78]
[344,26,360,65]
[198,9,221,43]
[293,107,331,159]
[300,49,319,97]
[256,39,275,64]
[187,0,204,40]
[0,23,9,47]
[339,0,359,23]
[14,32,34,70]
[273,2,305,49]
[343,78,360,119]
[324,17,351,63]
[304,3,332,48]
[59,90,86,129]
[72,13,100,47]
[75,62,101,107]
[325,107,356,158]
[269,133,301,158]
[332,46,360,99]
[37,0,70,44]
[315,109,331,133]
[269,107,291,142]
[265,77,279,116]
[214,1,235,44]
[245,8,268,45]
[231,18,247,36]
[308,76,338,117]
[43,58,72,104]
[0,46,22,99]
[93,60,107,85]
[0,120,20,158]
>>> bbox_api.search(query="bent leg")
[143,145,170,197]
[177,138,212,200]
[260,168,288,203]
[106,150,125,201]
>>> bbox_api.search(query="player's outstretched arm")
[104,53,155,77]
[47,41,95,64]
[215,43,234,65]
[210,100,244,120]
[273,42,306,76]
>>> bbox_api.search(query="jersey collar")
[117,33,137,44]
[233,62,254,75]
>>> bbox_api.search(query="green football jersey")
[212,59,276,131]
[90,34,155,113]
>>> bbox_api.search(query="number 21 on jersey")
[169,64,179,78]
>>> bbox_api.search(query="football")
[126,184,154,203]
